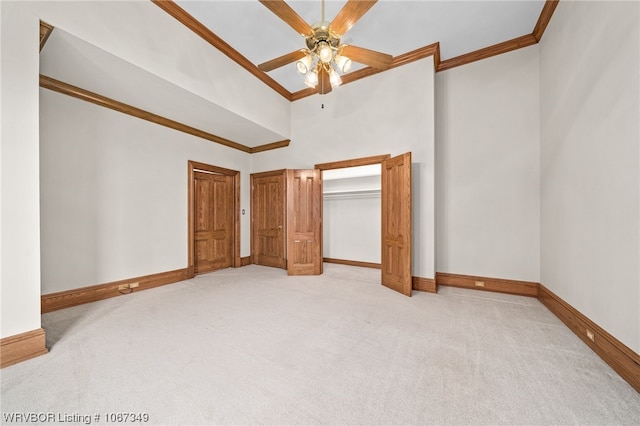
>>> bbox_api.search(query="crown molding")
[533,0,560,42]
[435,0,558,72]
[437,34,538,72]
[292,43,440,101]
[340,43,440,84]
[40,21,54,52]
[40,75,290,154]
[41,75,251,152]
[151,0,292,101]
[249,139,291,153]
[152,1,558,100]
[290,0,559,99]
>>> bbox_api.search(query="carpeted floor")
[1,263,639,425]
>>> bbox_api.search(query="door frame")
[315,154,391,172]
[315,153,391,266]
[188,160,241,277]
[316,153,413,296]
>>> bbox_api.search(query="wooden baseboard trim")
[436,272,539,297]
[412,276,437,293]
[323,258,382,269]
[538,284,640,393]
[41,268,190,313]
[1,328,48,368]
[240,256,251,266]
[434,271,639,391]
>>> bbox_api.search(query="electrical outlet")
[475,281,485,287]
[118,284,129,291]
[129,282,139,289]
[586,329,595,342]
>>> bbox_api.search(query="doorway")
[188,161,240,276]
[322,163,382,269]
[316,153,412,296]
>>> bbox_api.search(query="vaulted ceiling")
[157,0,552,99]
[38,1,558,152]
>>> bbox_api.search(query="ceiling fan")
[258,0,393,95]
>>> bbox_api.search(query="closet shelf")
[323,188,381,199]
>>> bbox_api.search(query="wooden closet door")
[287,169,322,276]
[381,152,412,296]
[251,171,287,269]
[194,171,234,274]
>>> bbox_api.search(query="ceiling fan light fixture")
[296,53,313,75]
[305,66,319,88]
[335,54,352,73]
[317,41,333,63]
[259,0,392,95]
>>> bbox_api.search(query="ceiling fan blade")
[318,66,332,95]
[258,50,307,72]
[329,0,377,36]
[259,0,313,36]
[341,45,392,69]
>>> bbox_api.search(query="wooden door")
[287,169,322,276]
[381,152,412,296]
[251,171,286,269]
[194,171,234,274]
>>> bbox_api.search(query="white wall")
[30,1,291,138]
[0,0,286,339]
[0,2,42,338]
[435,45,540,282]
[539,1,640,353]
[252,57,436,279]
[40,89,251,294]
[40,28,286,148]
[323,175,381,263]
[7,0,635,360]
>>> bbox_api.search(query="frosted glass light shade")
[335,55,352,73]
[318,42,333,63]
[296,54,313,75]
[305,68,319,88]
[329,67,342,88]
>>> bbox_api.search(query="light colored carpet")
[1,263,639,425]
